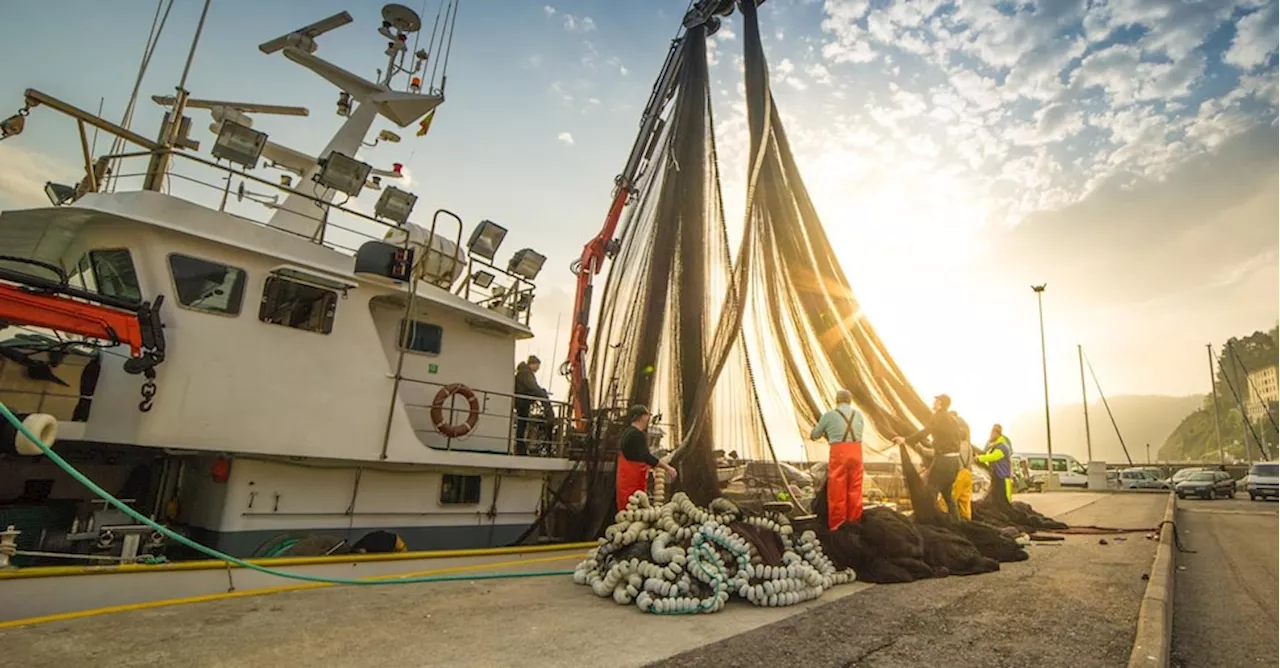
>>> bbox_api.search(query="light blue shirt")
[810,404,864,443]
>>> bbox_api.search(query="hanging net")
[588,2,933,504]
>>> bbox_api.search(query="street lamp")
[1032,284,1056,488]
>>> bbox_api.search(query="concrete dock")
[0,493,1166,668]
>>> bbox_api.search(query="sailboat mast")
[1078,344,1093,462]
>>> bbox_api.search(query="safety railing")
[394,375,572,459]
[72,149,537,324]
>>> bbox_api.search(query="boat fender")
[429,384,480,438]
[2,412,57,456]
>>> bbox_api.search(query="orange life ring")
[431,383,480,438]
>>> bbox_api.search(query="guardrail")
[395,375,571,458]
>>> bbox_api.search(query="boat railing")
[83,148,536,326]
[393,375,571,459]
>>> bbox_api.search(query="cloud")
[543,5,555,16]
[557,132,574,145]
[1225,4,1280,70]
[563,14,596,33]
[0,144,69,210]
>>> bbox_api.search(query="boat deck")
[1,493,1167,668]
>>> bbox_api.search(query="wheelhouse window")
[169,254,247,315]
[258,276,337,334]
[69,249,141,302]
[398,320,443,355]
[440,474,481,505]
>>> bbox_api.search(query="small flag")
[416,110,436,137]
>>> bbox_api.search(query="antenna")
[258,11,354,55]
[152,96,309,117]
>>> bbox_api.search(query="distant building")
[1245,364,1279,423]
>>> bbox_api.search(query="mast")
[1207,343,1225,464]
[1078,344,1093,462]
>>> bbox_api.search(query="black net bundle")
[588,1,934,504]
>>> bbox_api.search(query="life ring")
[431,383,480,438]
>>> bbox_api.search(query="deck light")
[507,248,546,281]
[466,220,508,261]
[211,120,267,169]
[374,185,417,224]
[44,182,76,206]
[315,152,372,197]
[470,270,495,288]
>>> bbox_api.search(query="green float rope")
[0,401,574,585]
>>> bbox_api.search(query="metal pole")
[143,0,212,191]
[1207,344,1225,464]
[1033,285,1053,483]
[1078,344,1092,462]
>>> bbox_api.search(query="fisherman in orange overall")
[810,389,866,530]
[615,404,677,511]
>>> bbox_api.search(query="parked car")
[1012,453,1089,488]
[1175,470,1235,499]
[1119,467,1171,490]
[1164,467,1205,487]
[1245,462,1279,501]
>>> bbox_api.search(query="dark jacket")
[514,362,547,401]
[905,409,962,455]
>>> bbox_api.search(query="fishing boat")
[0,2,577,568]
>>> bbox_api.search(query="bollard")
[0,525,19,569]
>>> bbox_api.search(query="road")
[1171,494,1278,668]
[653,493,1166,668]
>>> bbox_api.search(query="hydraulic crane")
[560,0,753,432]
[0,258,166,404]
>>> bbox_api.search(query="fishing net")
[588,2,933,504]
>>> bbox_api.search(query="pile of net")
[572,491,855,614]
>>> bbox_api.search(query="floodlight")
[471,270,495,288]
[507,248,546,280]
[211,120,267,168]
[466,220,508,261]
[44,182,76,206]
[316,152,371,197]
[374,185,417,224]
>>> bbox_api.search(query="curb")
[1127,492,1177,667]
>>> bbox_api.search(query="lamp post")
[1032,284,1055,487]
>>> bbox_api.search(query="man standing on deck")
[893,394,963,521]
[513,356,552,455]
[810,389,866,530]
[979,424,1014,506]
[616,405,678,511]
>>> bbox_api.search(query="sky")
[0,0,1276,457]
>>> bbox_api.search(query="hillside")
[1006,394,1204,463]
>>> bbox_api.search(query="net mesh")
[588,3,933,503]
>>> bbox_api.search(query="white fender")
[15,413,57,456]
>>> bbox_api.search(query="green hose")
[0,402,574,585]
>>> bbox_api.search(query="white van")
[1011,452,1089,488]
[1246,462,1279,501]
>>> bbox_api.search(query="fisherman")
[615,404,677,511]
[978,424,1014,505]
[810,388,866,530]
[893,394,963,521]
[513,356,552,455]
[934,411,976,520]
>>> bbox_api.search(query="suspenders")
[837,408,856,443]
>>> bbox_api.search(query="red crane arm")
[0,282,147,356]
[563,185,632,431]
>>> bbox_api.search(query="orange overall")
[616,454,651,512]
[827,412,865,530]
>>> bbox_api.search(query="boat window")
[440,474,481,505]
[169,254,247,315]
[398,320,443,355]
[258,276,337,334]
[69,249,142,302]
